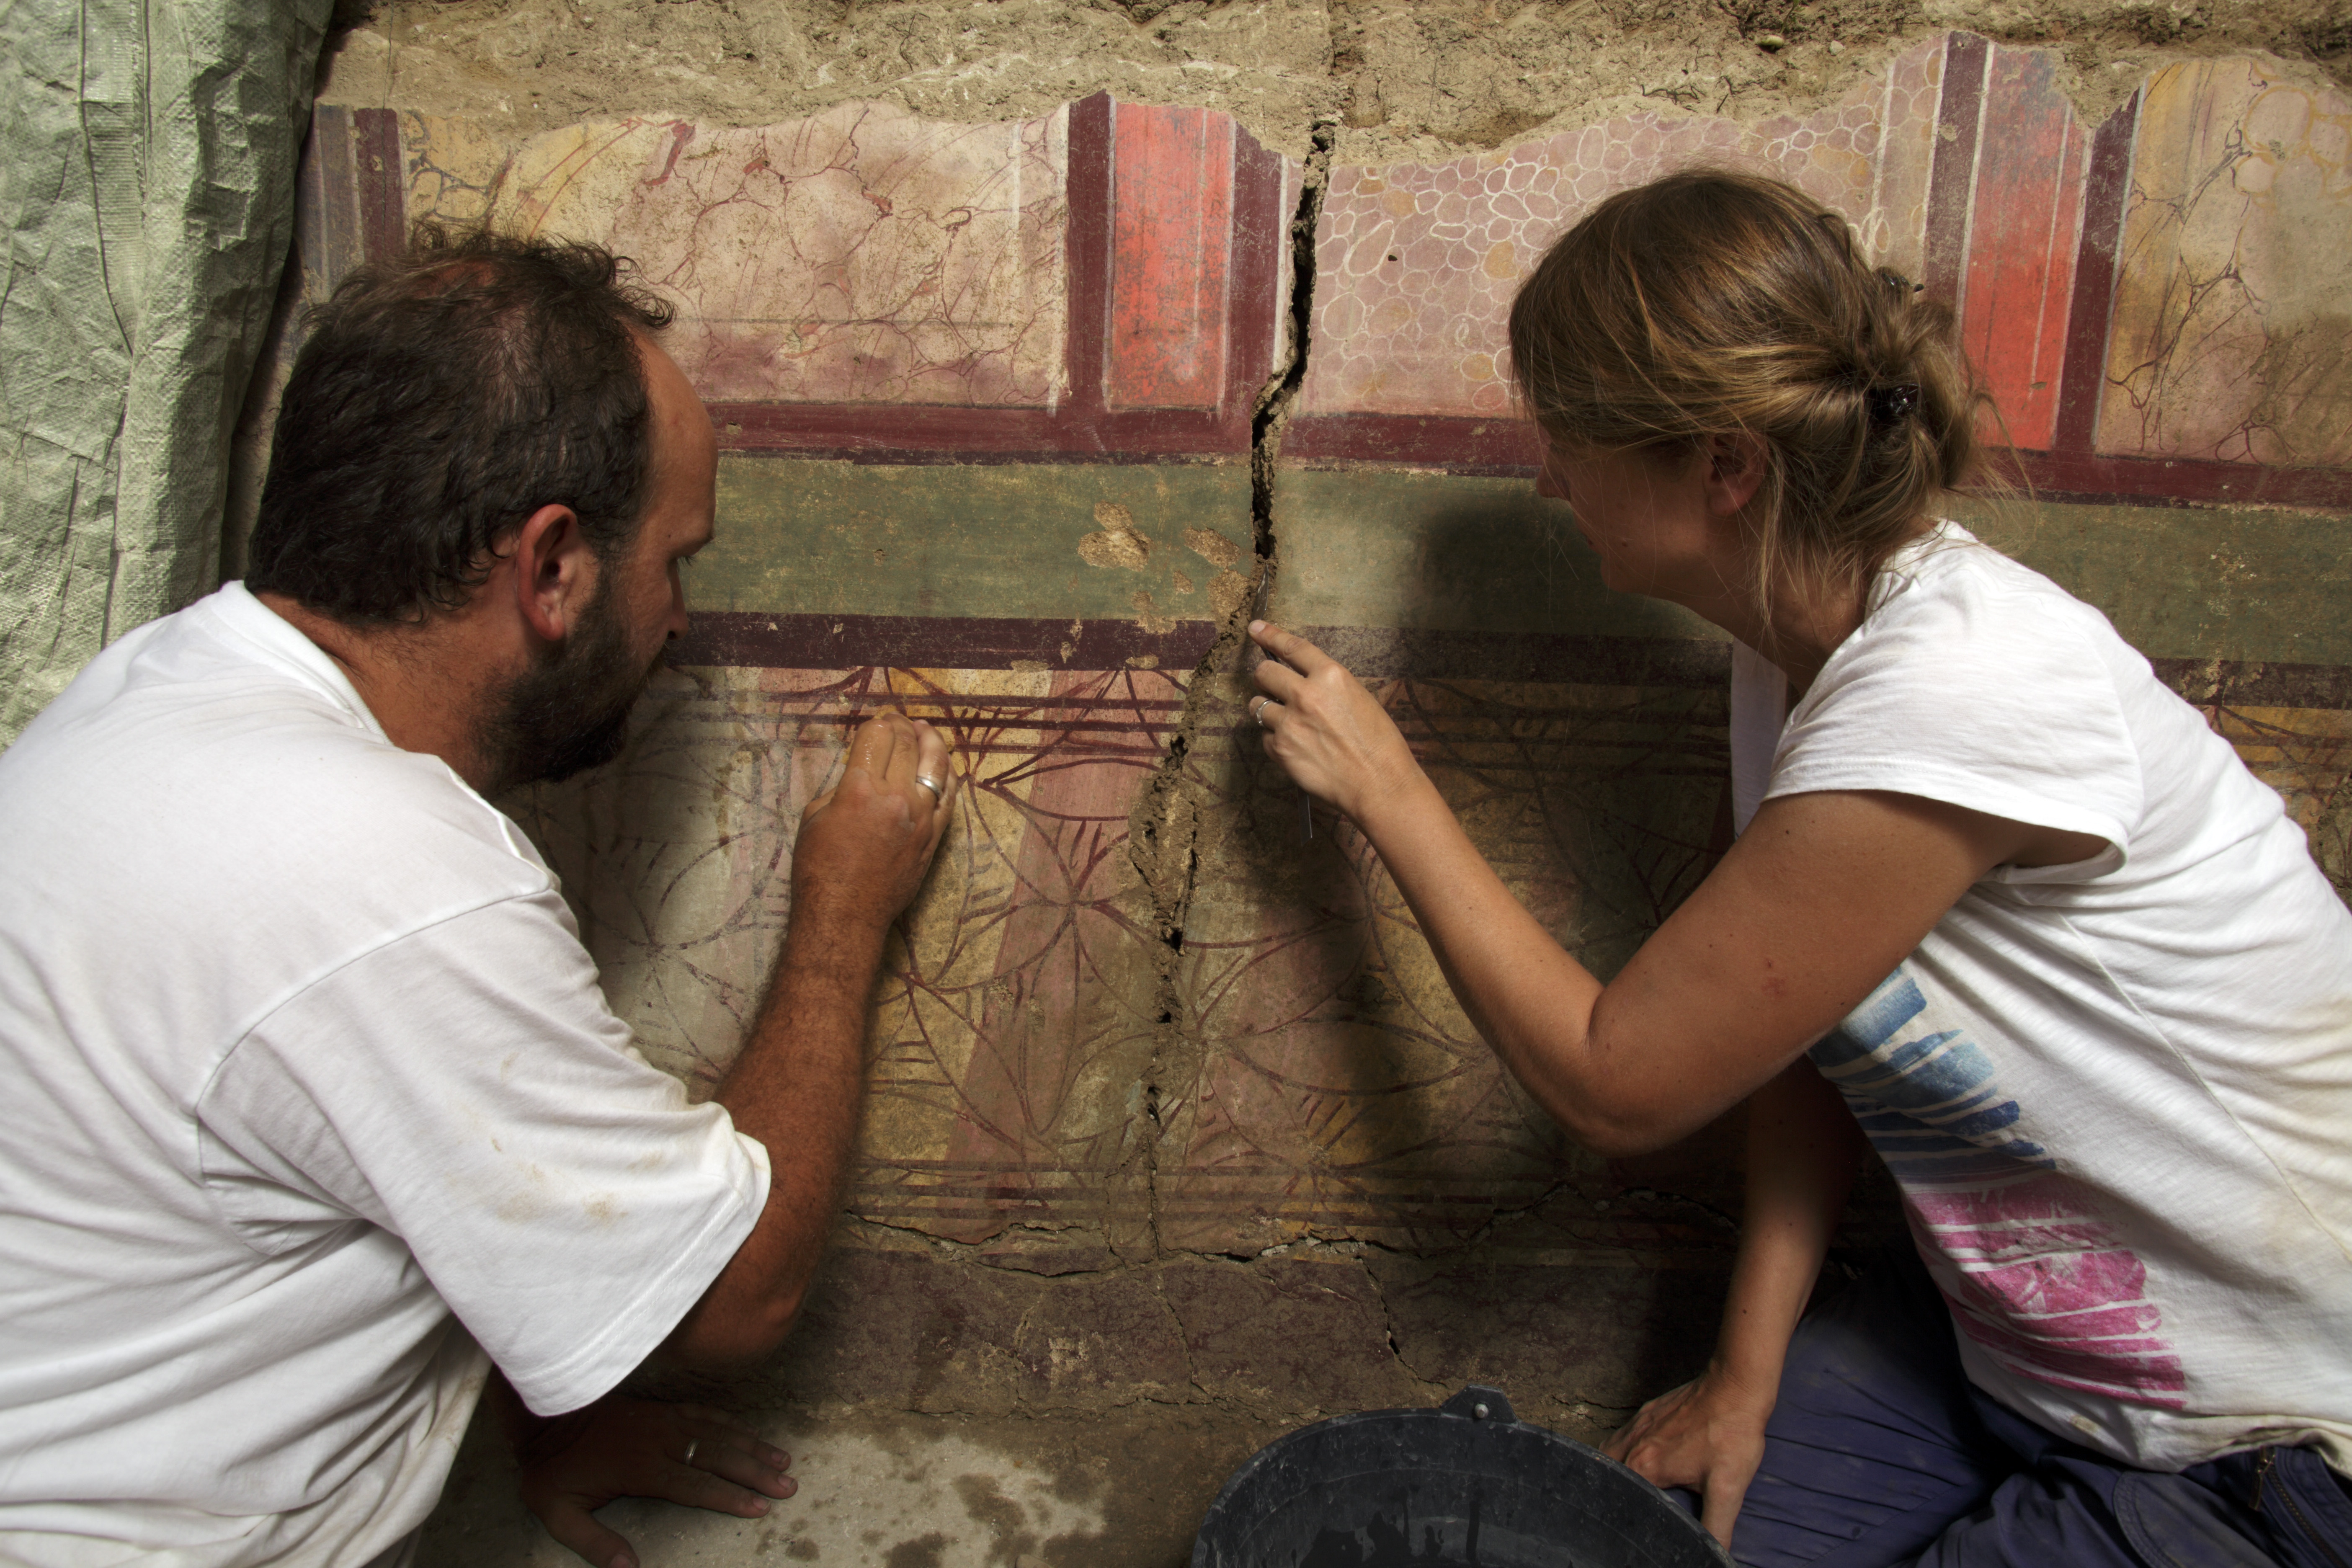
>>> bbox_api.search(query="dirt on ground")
[324,0,2352,161]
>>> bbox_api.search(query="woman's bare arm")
[1247,620,2093,1154]
[1604,1061,1862,1544]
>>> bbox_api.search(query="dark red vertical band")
[351,108,406,265]
[1922,32,1990,306]
[1224,125,1290,419]
[1063,93,1114,428]
[2050,92,2141,456]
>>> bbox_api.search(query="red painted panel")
[1963,46,2088,451]
[1107,105,1235,412]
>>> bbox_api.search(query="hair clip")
[1868,383,1921,425]
[1877,267,1924,296]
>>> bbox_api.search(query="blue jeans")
[1673,1252,2352,1568]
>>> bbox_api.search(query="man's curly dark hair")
[246,224,676,624]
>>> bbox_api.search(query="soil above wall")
[325,0,2352,160]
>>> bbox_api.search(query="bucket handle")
[1440,1385,1517,1424]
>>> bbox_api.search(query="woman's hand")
[1603,1361,1776,1549]
[1246,621,1421,823]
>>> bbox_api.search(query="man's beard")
[481,578,659,791]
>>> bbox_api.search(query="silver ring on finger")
[913,773,944,803]
[1250,695,1274,728]
[683,1438,700,1465]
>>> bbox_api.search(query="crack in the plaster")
[838,1217,1132,1280]
[1615,1184,1742,1235]
[1353,1251,1449,1401]
[1125,114,1340,1265]
[1318,1176,1584,1262]
[1149,1269,1212,1406]
[1436,1175,1580,1253]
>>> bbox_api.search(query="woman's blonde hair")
[1507,169,1983,620]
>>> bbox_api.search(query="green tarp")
[1,0,329,742]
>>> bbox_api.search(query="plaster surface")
[420,1403,1287,1565]
[227,7,2352,1561]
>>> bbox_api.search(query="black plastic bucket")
[1192,1385,1735,1568]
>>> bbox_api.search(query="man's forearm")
[660,712,954,1369]
[677,888,892,1362]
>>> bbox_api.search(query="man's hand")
[792,711,957,935]
[516,1395,795,1568]
[1603,1361,1774,1548]
[663,708,963,1369]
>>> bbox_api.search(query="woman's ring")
[1250,696,1274,727]
[683,1439,700,1465]
[914,774,944,802]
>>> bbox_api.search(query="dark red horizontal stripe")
[1998,449,2352,511]
[850,1173,1565,1193]
[843,1202,1731,1245]
[916,712,1190,727]
[709,400,1249,463]
[673,611,1734,687]
[671,610,1221,671]
[737,733,1183,758]
[1282,413,2352,511]
[674,612,2352,709]
[1283,412,1543,474]
[1299,624,1730,688]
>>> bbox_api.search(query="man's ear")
[507,504,594,645]
[1702,432,1770,518]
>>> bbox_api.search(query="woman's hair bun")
[1508,169,1985,622]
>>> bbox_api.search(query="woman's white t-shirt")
[1730,522,2352,1474]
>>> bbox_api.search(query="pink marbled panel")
[1867,37,1949,276]
[1302,94,1894,420]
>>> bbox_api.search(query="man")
[0,228,957,1567]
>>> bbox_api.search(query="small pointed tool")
[1251,568,1314,841]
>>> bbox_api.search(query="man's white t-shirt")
[0,585,771,1565]
[1730,521,2352,1475]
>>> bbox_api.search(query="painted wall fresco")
[285,93,1306,1264]
[2101,58,2352,469]
[1249,34,2352,1272]
[1302,38,1937,424]
[280,33,2352,1308]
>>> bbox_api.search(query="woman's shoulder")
[1777,522,2160,856]
[1879,520,2085,607]
[1847,521,2124,680]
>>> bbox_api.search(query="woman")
[1246,170,2352,1566]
